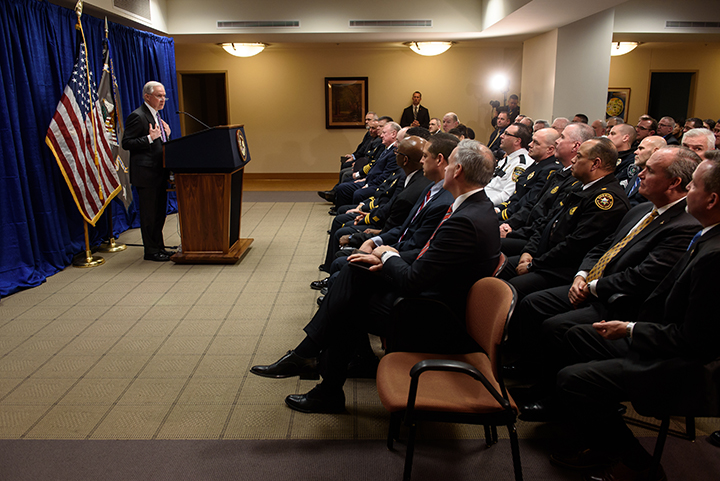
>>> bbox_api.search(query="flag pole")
[98,16,126,254]
[71,0,105,268]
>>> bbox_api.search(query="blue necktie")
[687,231,702,251]
[157,113,166,142]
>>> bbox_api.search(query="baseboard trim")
[244,173,337,180]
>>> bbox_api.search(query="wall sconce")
[405,41,454,57]
[221,43,267,57]
[610,42,639,56]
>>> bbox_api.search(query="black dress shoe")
[346,354,379,379]
[310,278,329,291]
[317,296,324,306]
[319,264,330,273]
[550,448,615,471]
[144,252,171,262]
[518,398,557,422]
[285,384,346,414]
[320,287,328,295]
[161,249,176,256]
[328,207,338,216]
[708,430,720,447]
[250,350,319,379]
[317,191,335,203]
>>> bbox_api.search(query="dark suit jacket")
[623,171,647,207]
[623,225,720,414]
[384,189,501,319]
[400,104,430,129]
[122,104,166,187]
[524,174,630,278]
[497,155,560,221]
[578,200,700,303]
[380,183,454,254]
[361,171,432,232]
[506,167,579,231]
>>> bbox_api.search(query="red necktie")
[416,206,453,259]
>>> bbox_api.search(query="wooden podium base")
[171,238,253,264]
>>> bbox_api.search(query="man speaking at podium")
[123,81,173,262]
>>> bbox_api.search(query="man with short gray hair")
[682,128,716,160]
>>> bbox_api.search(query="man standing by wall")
[122,81,172,262]
[399,91,429,129]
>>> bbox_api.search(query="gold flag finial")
[75,0,83,18]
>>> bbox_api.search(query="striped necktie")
[157,113,166,142]
[416,206,453,259]
[586,209,658,282]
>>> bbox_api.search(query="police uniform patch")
[569,206,578,215]
[512,166,525,182]
[595,193,614,210]
[527,172,535,180]
[551,186,559,194]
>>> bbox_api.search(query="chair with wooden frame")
[376,277,522,481]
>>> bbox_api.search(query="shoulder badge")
[527,172,535,181]
[569,206,578,215]
[512,166,525,182]
[595,193,614,210]
[551,186,559,194]
[627,164,640,177]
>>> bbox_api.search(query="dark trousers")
[135,183,167,255]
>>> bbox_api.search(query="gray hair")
[143,81,163,96]
[683,128,716,151]
[454,139,495,187]
[387,121,401,133]
[565,122,596,143]
[662,146,701,191]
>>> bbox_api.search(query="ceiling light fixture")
[405,41,454,57]
[610,42,639,56]
[221,43,267,57]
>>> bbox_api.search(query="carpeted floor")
[1,192,719,479]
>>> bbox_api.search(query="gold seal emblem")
[595,193,614,210]
[527,172,535,180]
[551,186,559,194]
[512,166,525,182]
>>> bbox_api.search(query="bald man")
[607,123,637,187]
[625,136,668,206]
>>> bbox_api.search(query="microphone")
[176,111,212,130]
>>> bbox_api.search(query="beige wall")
[609,44,720,124]
[175,43,522,174]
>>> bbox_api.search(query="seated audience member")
[625,135,667,206]
[534,119,550,132]
[341,111,378,167]
[338,118,383,182]
[551,117,569,133]
[605,116,624,135]
[607,123,637,186]
[499,123,595,254]
[634,115,658,148]
[509,147,700,383]
[318,136,431,273]
[550,154,720,481]
[681,127,716,160]
[250,140,501,414]
[485,123,532,206]
[320,134,458,284]
[515,115,534,130]
[448,124,468,140]
[572,114,589,124]
[657,116,679,145]
[442,112,460,132]
[591,119,606,137]
[682,117,704,136]
[715,122,720,149]
[488,110,510,156]
[703,119,716,131]
[331,122,402,207]
[497,127,560,221]
[501,137,630,300]
[428,118,442,134]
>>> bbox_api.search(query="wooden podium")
[163,125,253,264]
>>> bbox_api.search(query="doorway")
[647,72,696,123]
[178,72,229,135]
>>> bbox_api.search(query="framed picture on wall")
[325,77,368,129]
[606,88,631,122]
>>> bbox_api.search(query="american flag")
[46,38,121,226]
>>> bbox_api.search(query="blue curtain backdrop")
[0,0,179,297]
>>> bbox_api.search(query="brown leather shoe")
[583,462,666,481]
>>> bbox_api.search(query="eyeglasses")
[636,125,649,131]
[502,131,521,138]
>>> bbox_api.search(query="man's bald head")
[634,135,667,167]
